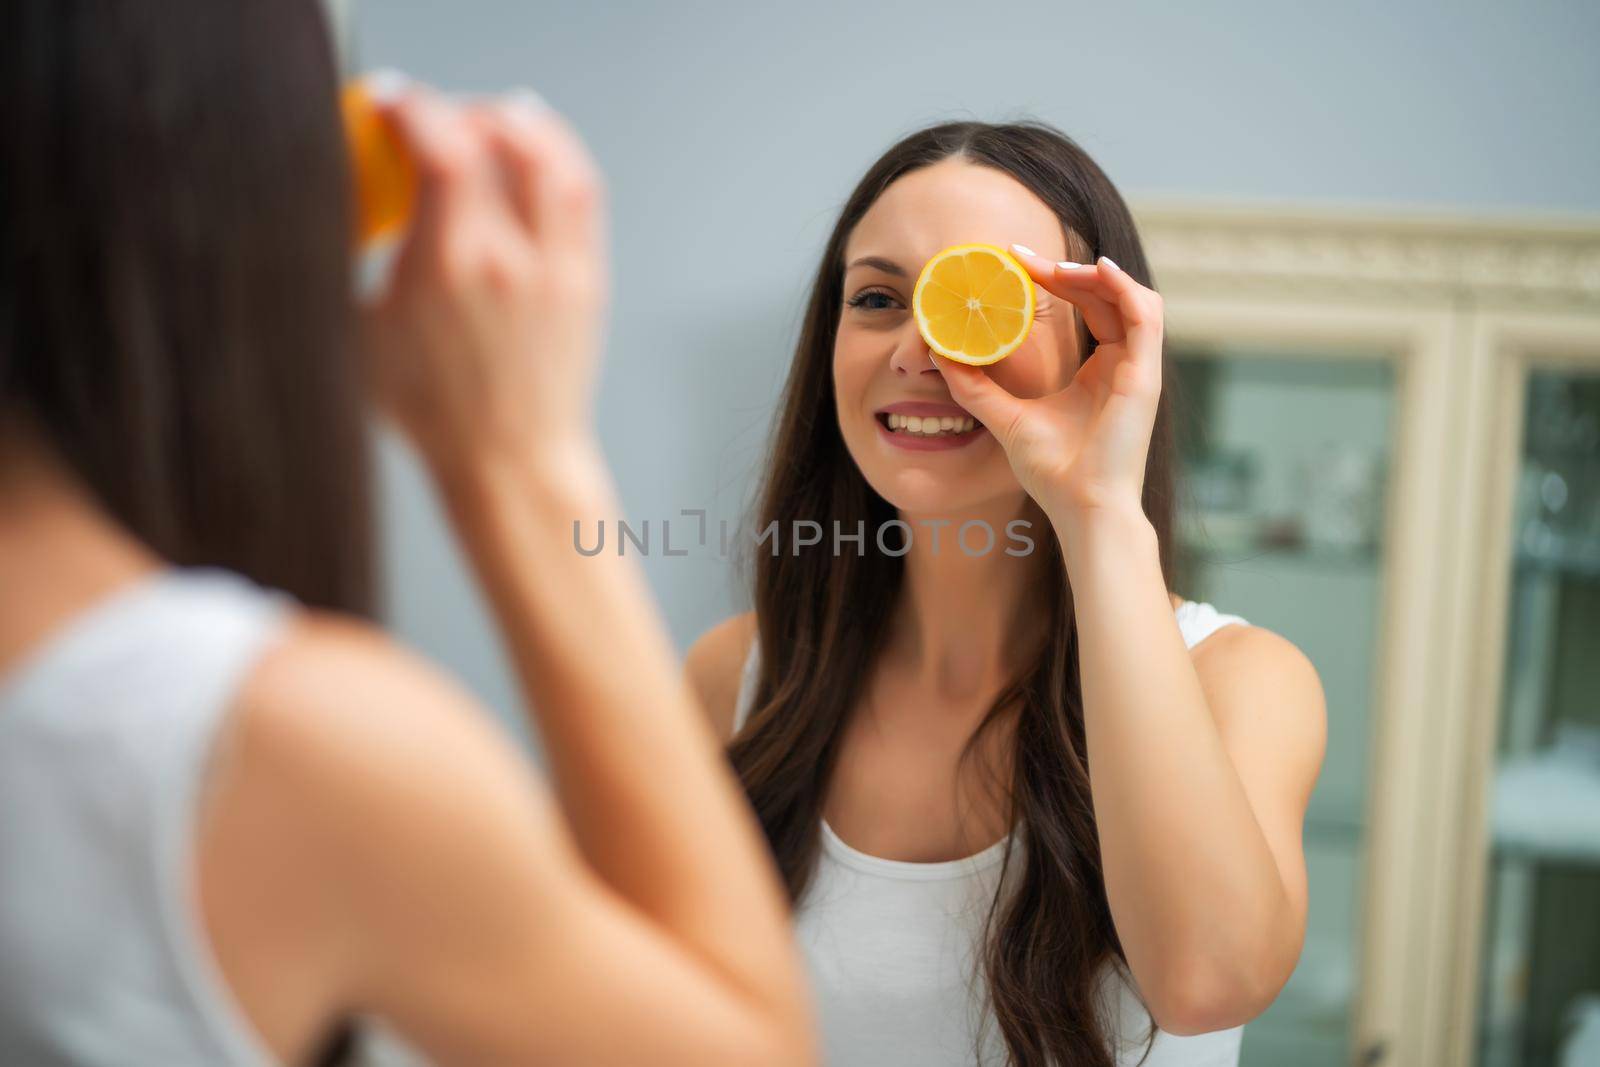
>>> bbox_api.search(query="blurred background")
[337,3,1600,1064]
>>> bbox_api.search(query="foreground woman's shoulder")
[211,607,563,877]
[685,612,757,741]
[195,610,575,1060]
[231,611,532,785]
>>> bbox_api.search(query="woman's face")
[833,158,1081,516]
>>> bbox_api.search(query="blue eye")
[846,289,902,312]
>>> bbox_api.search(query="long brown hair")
[0,0,373,616]
[729,120,1183,1066]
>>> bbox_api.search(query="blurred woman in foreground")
[0,2,814,1064]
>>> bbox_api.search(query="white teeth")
[883,412,976,436]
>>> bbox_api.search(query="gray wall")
[355,0,1600,731]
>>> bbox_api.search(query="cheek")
[831,329,879,414]
[831,334,887,481]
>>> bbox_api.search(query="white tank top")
[0,567,296,1065]
[732,598,1250,1067]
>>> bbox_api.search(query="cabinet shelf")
[1179,536,1380,570]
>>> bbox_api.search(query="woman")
[688,121,1327,1066]
[0,2,814,1064]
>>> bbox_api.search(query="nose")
[889,334,941,378]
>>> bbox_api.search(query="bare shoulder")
[1191,620,1321,696]
[199,610,574,1044]
[228,611,545,811]
[685,611,758,742]
[1191,621,1327,784]
[223,609,568,877]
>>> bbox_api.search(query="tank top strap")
[1175,598,1250,649]
[0,565,296,1065]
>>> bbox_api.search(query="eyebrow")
[844,255,908,278]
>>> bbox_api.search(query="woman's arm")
[203,616,815,1066]
[309,82,813,1060]
[438,438,808,1029]
[933,251,1326,1035]
[1059,502,1325,1033]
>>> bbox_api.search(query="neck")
[0,422,160,676]
[882,493,1049,703]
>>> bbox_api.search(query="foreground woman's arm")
[935,251,1326,1035]
[201,86,813,1066]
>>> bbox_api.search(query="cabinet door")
[1458,354,1600,1067]
[1172,346,1396,1067]
[1143,207,1600,1066]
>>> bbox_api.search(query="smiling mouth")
[876,411,979,437]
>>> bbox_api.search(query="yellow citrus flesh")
[912,243,1036,366]
[342,80,416,244]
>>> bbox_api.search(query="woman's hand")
[932,251,1164,531]
[359,82,609,483]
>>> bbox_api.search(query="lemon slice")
[342,79,417,245]
[912,243,1035,366]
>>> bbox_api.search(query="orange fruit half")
[912,243,1036,365]
[342,79,417,244]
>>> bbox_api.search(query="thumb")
[931,354,1025,444]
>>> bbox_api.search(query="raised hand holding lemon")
[928,246,1165,533]
[351,76,610,487]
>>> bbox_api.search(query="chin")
[864,467,1021,519]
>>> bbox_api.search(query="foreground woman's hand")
[931,251,1163,532]
[360,84,607,482]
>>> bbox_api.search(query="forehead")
[844,158,1065,267]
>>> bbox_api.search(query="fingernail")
[1057,261,1083,270]
[1099,255,1119,271]
[364,68,410,103]
[1011,244,1037,257]
[507,87,550,116]
[497,98,544,132]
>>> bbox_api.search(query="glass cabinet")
[1476,370,1600,1065]
[1172,349,1395,1067]
[1141,205,1600,1067]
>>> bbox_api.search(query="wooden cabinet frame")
[1134,201,1600,1066]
